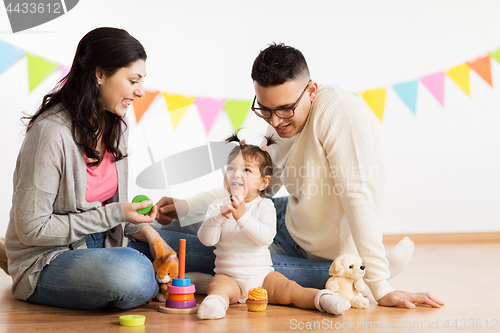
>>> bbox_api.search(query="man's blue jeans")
[156,196,332,288]
[268,196,331,289]
[28,197,330,309]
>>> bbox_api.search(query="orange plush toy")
[152,237,178,302]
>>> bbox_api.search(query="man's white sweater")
[187,85,394,300]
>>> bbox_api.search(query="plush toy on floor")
[325,254,369,309]
[152,237,178,302]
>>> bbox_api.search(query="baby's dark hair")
[225,132,276,196]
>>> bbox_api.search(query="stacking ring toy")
[132,195,153,215]
[119,315,145,327]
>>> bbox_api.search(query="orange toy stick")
[179,239,186,280]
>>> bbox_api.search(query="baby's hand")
[229,192,246,221]
[220,204,232,219]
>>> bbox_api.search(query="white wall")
[1,0,499,236]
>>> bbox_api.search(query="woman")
[3,27,205,310]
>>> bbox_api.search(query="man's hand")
[155,197,188,225]
[378,290,444,309]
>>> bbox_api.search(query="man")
[156,43,443,309]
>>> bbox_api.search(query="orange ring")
[168,293,195,301]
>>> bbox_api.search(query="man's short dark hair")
[251,43,310,87]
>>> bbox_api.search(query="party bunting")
[223,100,252,131]
[59,64,70,79]
[194,97,226,134]
[169,107,189,129]
[163,93,195,112]
[361,88,386,122]
[446,63,470,96]
[0,40,25,75]
[490,48,500,64]
[467,55,493,87]
[392,80,418,115]
[27,52,58,92]
[420,72,445,106]
[163,93,196,129]
[1,39,500,127]
[133,90,159,123]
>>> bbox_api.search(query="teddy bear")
[325,253,369,309]
[152,237,178,302]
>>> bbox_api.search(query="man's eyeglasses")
[251,80,312,119]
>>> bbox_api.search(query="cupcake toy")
[246,286,268,312]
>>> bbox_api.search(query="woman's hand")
[155,197,189,225]
[122,201,157,225]
[377,290,444,309]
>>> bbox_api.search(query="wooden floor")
[1,240,499,332]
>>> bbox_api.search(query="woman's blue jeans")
[27,229,214,310]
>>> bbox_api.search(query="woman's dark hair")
[24,27,147,166]
[224,132,276,196]
[251,42,309,87]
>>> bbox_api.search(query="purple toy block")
[165,299,197,309]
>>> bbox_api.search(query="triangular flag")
[420,72,445,106]
[490,48,500,64]
[223,100,252,131]
[194,97,226,134]
[59,64,70,79]
[467,54,493,87]
[27,52,58,92]
[59,64,70,86]
[133,90,159,123]
[446,63,470,96]
[169,106,189,129]
[163,93,195,113]
[0,40,25,75]
[163,93,195,129]
[361,88,386,122]
[392,80,418,115]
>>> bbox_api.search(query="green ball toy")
[132,195,153,215]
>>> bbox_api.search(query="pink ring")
[166,284,196,294]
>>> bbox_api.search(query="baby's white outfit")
[198,195,276,303]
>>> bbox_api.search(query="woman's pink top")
[84,151,118,204]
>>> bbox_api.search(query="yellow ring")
[119,315,146,327]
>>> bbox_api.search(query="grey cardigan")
[5,107,144,300]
